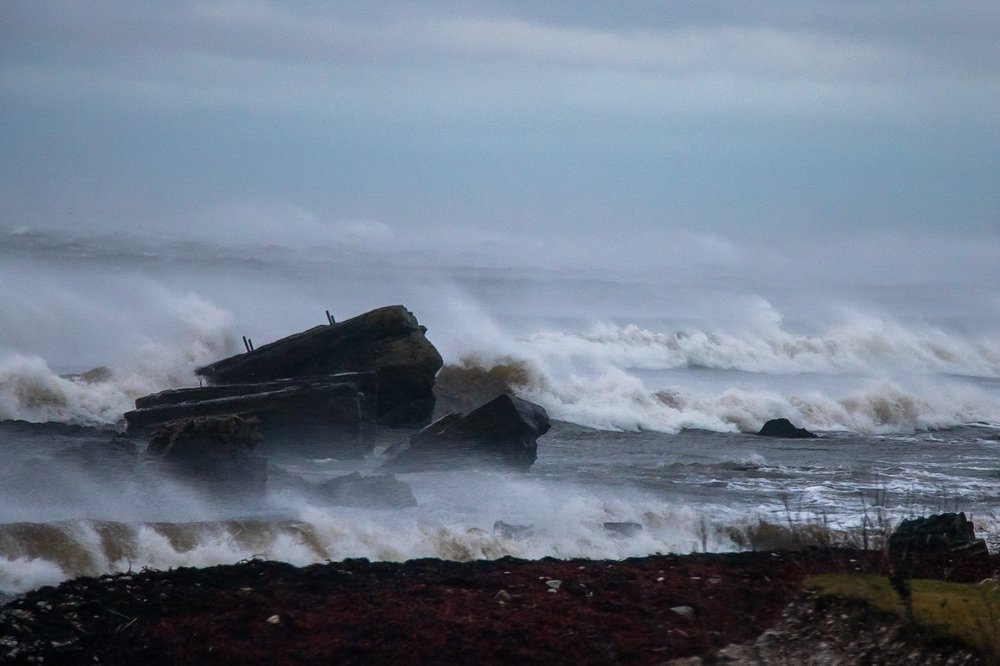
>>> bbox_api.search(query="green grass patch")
[805,574,1000,660]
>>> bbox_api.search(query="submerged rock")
[757,418,817,439]
[383,393,550,472]
[266,467,417,509]
[195,306,443,426]
[146,415,267,497]
[314,472,417,508]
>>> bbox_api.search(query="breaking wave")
[444,306,1000,434]
[446,355,999,434]
[0,498,731,596]
[0,294,237,426]
[522,303,1000,378]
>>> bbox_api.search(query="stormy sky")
[2,1,998,262]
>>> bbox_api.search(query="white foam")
[0,557,67,596]
[447,301,1000,434]
[0,293,236,425]
[522,303,1000,378]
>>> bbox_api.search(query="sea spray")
[0,293,236,425]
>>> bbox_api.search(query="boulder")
[266,467,417,508]
[493,521,534,540]
[383,393,550,472]
[195,306,443,426]
[126,374,376,458]
[603,521,643,538]
[889,512,989,558]
[432,360,533,419]
[314,472,417,508]
[146,415,267,497]
[757,418,817,439]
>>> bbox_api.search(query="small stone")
[546,580,562,590]
[656,577,665,582]
[708,577,721,585]
[494,590,512,603]
[670,606,695,618]
[266,615,281,625]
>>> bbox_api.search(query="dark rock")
[889,512,989,559]
[195,306,443,426]
[603,522,643,538]
[432,360,533,419]
[126,375,376,458]
[757,418,817,439]
[266,467,417,509]
[60,366,113,383]
[314,472,417,508]
[146,415,267,497]
[493,521,534,539]
[383,393,550,472]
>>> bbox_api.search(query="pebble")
[670,606,695,618]
[266,615,281,625]
[493,590,512,603]
[545,580,562,591]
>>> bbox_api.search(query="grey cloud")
[4,1,997,82]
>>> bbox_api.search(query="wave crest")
[524,308,1000,377]
[0,294,236,425]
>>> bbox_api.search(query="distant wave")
[430,306,1000,434]
[445,356,1000,435]
[522,305,1000,378]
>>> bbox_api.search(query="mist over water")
[1,226,999,596]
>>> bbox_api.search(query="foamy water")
[1,229,998,597]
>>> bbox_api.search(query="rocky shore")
[2,548,996,664]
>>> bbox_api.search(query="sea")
[1,226,998,599]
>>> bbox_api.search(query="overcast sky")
[2,1,998,257]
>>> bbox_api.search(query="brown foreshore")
[1,549,996,665]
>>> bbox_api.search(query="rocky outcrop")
[195,306,443,426]
[146,415,267,497]
[889,512,989,558]
[125,374,376,458]
[757,418,817,438]
[383,393,550,471]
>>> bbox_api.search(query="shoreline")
[2,548,996,664]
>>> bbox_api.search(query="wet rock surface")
[757,418,817,438]
[126,375,377,458]
[890,511,990,558]
[1,549,995,665]
[146,415,267,497]
[384,393,550,471]
[195,305,443,426]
